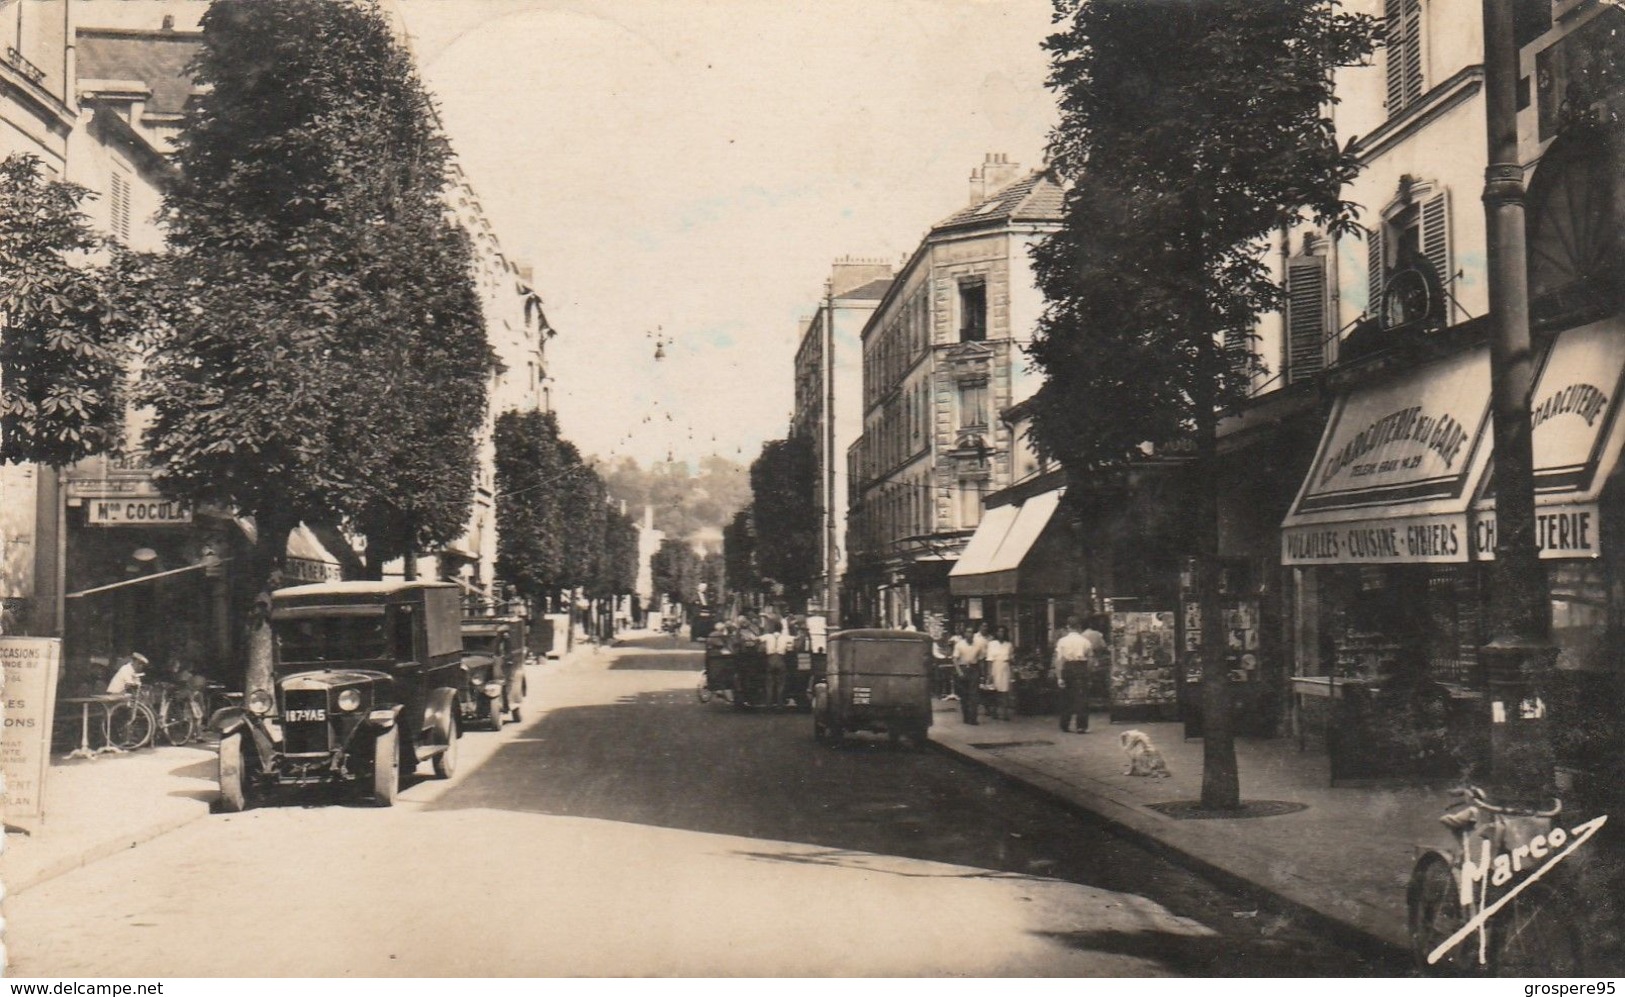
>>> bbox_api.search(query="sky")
[78,0,1061,469]
[395,0,1059,468]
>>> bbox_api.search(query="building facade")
[844,155,1062,630]
[789,256,893,622]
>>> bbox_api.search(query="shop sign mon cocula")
[85,498,193,526]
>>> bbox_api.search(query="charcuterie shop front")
[1280,317,1625,796]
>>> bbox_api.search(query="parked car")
[212,581,466,811]
[813,628,934,747]
[459,616,528,730]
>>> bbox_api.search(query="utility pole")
[824,281,839,625]
[1479,0,1554,804]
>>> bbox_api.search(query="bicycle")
[1408,783,1603,975]
[154,682,204,746]
[103,688,157,751]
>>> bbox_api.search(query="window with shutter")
[1286,255,1329,382]
[1366,224,1386,316]
[109,170,131,244]
[1383,0,1424,116]
[1420,188,1451,293]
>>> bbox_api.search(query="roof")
[933,169,1065,233]
[273,580,459,600]
[841,278,894,301]
[77,28,202,117]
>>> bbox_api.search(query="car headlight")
[247,689,273,715]
[337,689,362,712]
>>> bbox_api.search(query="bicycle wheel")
[159,697,197,746]
[1495,883,1585,976]
[1409,854,1483,974]
[107,701,156,750]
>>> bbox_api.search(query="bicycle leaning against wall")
[1408,783,1607,975]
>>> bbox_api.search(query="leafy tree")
[494,409,567,604]
[723,507,757,596]
[650,537,702,606]
[138,0,489,691]
[1030,0,1375,809]
[599,508,641,599]
[747,434,818,603]
[0,154,135,467]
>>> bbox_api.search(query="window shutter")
[1420,188,1451,293]
[1384,0,1407,113]
[1366,223,1386,315]
[1286,255,1329,382]
[109,171,131,244]
[1384,0,1423,113]
[1402,0,1423,106]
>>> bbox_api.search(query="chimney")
[827,255,894,297]
[968,153,1021,206]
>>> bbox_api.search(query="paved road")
[7,634,1399,976]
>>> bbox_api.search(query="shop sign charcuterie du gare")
[1,636,63,826]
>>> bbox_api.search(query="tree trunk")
[245,510,296,696]
[1196,377,1241,810]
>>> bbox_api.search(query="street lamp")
[1479,0,1555,804]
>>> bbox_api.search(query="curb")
[7,805,213,897]
[924,730,1410,968]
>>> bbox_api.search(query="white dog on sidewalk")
[1120,729,1171,778]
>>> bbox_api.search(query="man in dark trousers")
[1052,618,1093,732]
[950,622,985,725]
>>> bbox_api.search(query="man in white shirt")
[763,623,791,709]
[1053,620,1094,732]
[951,623,985,725]
[107,652,148,696]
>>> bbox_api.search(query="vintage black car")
[459,616,528,730]
[212,581,466,810]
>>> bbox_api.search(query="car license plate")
[285,708,326,722]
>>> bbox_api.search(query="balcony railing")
[6,47,47,87]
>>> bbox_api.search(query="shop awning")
[1281,347,1495,565]
[946,503,1020,590]
[283,524,345,583]
[949,487,1065,596]
[1470,316,1625,560]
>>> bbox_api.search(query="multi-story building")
[1,0,77,637]
[1056,0,1625,785]
[2,7,555,680]
[844,155,1063,629]
[789,257,893,621]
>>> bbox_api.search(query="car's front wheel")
[432,721,459,778]
[218,733,249,813]
[372,727,400,806]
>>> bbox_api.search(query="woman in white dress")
[985,627,1014,720]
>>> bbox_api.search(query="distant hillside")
[597,455,750,549]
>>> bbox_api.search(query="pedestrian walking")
[950,623,984,725]
[985,627,1014,720]
[1053,618,1093,732]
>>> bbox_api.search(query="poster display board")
[1108,611,1179,722]
[2,635,63,825]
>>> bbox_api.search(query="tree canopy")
[744,434,819,602]
[140,0,489,548]
[1028,0,1376,472]
[135,0,492,688]
[0,154,136,467]
[1030,0,1376,808]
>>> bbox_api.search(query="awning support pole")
[1479,0,1555,805]
[65,558,232,599]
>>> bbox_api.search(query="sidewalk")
[928,702,1452,954]
[4,741,220,896]
[3,638,628,898]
